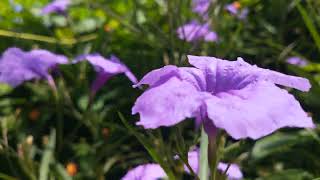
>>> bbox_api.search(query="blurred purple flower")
[186,149,243,179]
[74,53,137,95]
[121,163,167,180]
[286,56,308,67]
[192,0,211,18]
[177,21,218,42]
[42,0,71,15]
[0,47,68,87]
[132,55,314,139]
[225,2,248,20]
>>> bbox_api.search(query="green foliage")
[0,0,320,179]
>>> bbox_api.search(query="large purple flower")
[74,53,137,95]
[177,21,218,42]
[0,47,68,87]
[42,0,71,15]
[132,55,314,139]
[121,163,167,180]
[186,149,243,179]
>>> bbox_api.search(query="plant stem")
[0,29,96,45]
[199,126,209,180]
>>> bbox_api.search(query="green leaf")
[252,131,314,160]
[118,112,176,180]
[296,2,320,52]
[258,169,313,180]
[0,173,18,180]
[39,129,56,180]
[0,84,13,96]
[54,163,72,180]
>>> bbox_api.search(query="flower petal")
[186,149,243,179]
[187,55,311,92]
[75,53,137,84]
[132,77,206,129]
[217,163,243,180]
[42,0,71,14]
[121,163,166,180]
[206,81,314,139]
[133,65,179,88]
[0,47,67,87]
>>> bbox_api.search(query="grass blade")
[118,112,175,180]
[39,129,56,180]
[296,2,320,52]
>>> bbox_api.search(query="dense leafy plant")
[0,0,320,179]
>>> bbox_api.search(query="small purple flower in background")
[74,53,137,96]
[186,149,243,179]
[177,21,218,42]
[132,55,314,139]
[192,0,211,19]
[286,56,309,67]
[225,2,249,20]
[42,0,71,15]
[121,163,167,180]
[9,0,23,13]
[0,47,68,88]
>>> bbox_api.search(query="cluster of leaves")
[0,0,320,179]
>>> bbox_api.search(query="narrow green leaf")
[118,112,175,180]
[252,131,313,160]
[296,2,320,52]
[0,173,18,180]
[54,163,72,180]
[39,129,56,180]
[258,169,313,180]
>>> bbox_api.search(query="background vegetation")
[0,0,320,179]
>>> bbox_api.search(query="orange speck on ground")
[233,1,241,9]
[66,162,78,176]
[29,109,40,121]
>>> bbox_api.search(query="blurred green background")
[0,0,320,179]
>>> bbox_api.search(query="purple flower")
[42,0,71,15]
[225,2,248,20]
[186,149,243,179]
[177,21,218,42]
[0,47,68,87]
[132,55,314,139]
[121,163,167,180]
[74,53,137,95]
[192,0,211,18]
[286,56,308,67]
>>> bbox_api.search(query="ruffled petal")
[133,65,205,91]
[132,77,206,129]
[75,54,137,90]
[109,55,138,84]
[121,163,166,180]
[206,81,314,139]
[133,65,179,88]
[76,53,127,74]
[26,49,68,77]
[0,47,67,87]
[187,55,311,92]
